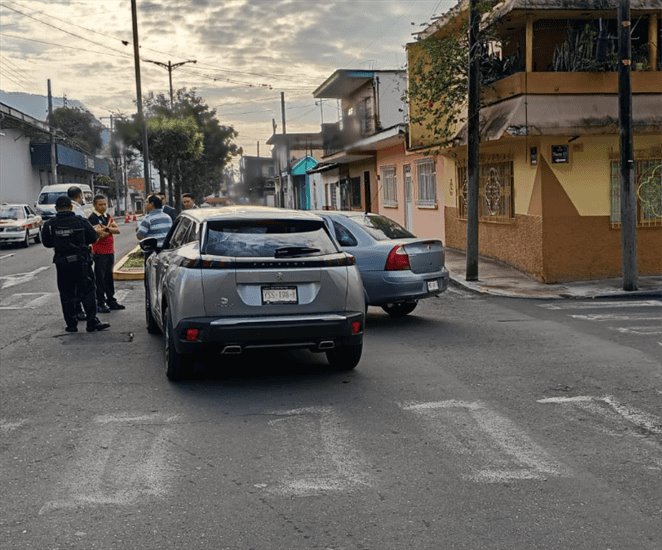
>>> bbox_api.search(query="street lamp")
[143,58,197,108]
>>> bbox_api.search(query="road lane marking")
[264,406,370,496]
[538,396,661,436]
[39,412,177,514]
[538,300,662,310]
[570,313,662,322]
[0,292,55,310]
[0,266,51,290]
[400,400,563,483]
[0,253,15,261]
[0,419,26,433]
[611,326,662,335]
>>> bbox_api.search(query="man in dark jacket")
[42,196,110,333]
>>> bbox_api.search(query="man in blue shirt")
[136,195,173,247]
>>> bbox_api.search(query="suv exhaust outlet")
[222,345,242,355]
[318,341,335,350]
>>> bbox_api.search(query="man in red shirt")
[88,195,125,313]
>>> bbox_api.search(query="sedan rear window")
[349,214,414,240]
[205,219,339,258]
[0,206,24,220]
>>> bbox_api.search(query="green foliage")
[115,89,240,204]
[552,23,618,72]
[94,174,118,200]
[49,107,103,154]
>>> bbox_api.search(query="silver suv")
[141,207,365,381]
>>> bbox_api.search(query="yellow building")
[408,0,661,282]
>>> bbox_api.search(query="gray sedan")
[314,211,449,317]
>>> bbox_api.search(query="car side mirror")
[139,237,159,252]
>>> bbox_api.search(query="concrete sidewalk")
[445,248,662,300]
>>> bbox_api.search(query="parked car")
[141,206,365,381]
[35,183,94,221]
[313,211,449,317]
[0,203,43,247]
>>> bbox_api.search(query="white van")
[35,183,94,221]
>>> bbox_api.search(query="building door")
[404,164,413,231]
[363,171,372,213]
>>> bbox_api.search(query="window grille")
[610,159,662,227]
[416,158,437,207]
[381,166,397,207]
[457,160,514,222]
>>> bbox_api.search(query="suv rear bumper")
[173,312,364,354]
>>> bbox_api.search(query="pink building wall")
[376,143,446,243]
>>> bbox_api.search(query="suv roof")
[183,206,326,223]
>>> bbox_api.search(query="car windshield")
[349,214,415,240]
[0,206,23,220]
[205,219,338,258]
[38,192,67,205]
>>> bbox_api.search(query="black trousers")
[55,259,97,327]
[93,253,116,306]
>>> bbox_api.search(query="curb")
[113,245,144,281]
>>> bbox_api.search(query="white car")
[0,204,43,247]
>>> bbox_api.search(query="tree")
[49,107,103,154]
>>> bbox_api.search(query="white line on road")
[0,292,55,310]
[570,313,662,322]
[0,419,26,433]
[611,326,662,335]
[0,266,50,290]
[538,300,662,310]
[400,400,564,483]
[265,406,370,496]
[0,253,15,261]
[39,412,176,514]
[538,395,661,435]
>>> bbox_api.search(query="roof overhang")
[313,70,377,99]
[454,94,662,144]
[346,124,406,153]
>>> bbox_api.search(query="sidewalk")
[445,249,662,300]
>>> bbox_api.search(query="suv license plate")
[427,279,439,292]
[262,286,298,304]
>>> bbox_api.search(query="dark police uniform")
[42,210,100,330]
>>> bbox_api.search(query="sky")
[0,0,456,162]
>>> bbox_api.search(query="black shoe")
[97,304,111,313]
[65,325,78,333]
[76,311,87,321]
[87,320,111,332]
[107,302,126,310]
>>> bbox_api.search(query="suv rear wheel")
[145,283,161,335]
[164,306,193,381]
[326,343,362,370]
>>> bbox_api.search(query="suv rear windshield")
[348,214,414,240]
[205,219,338,258]
[38,192,67,205]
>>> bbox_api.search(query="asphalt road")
[1,230,660,549]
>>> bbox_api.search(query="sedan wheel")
[381,301,417,318]
[21,230,30,248]
[34,230,41,244]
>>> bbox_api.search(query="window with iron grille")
[326,183,338,210]
[457,161,514,222]
[416,158,436,207]
[610,159,662,227]
[381,166,397,207]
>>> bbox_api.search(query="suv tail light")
[384,245,410,271]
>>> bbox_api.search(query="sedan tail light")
[384,245,411,271]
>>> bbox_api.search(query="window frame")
[415,158,437,207]
[381,165,398,208]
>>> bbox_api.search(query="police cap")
[55,196,73,209]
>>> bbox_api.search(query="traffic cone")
[132,212,137,222]
[124,211,130,223]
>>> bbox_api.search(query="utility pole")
[281,91,289,209]
[257,141,260,157]
[143,58,196,108]
[466,0,481,281]
[47,79,58,184]
[130,0,150,194]
[618,0,638,290]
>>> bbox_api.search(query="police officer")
[42,196,111,333]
